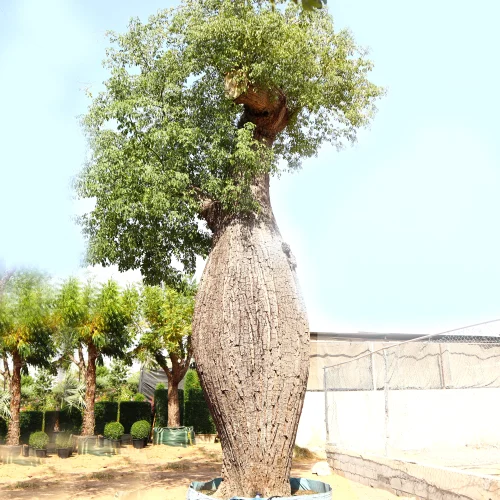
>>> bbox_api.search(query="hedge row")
[183,370,216,434]
[153,388,183,428]
[119,401,152,434]
[0,371,213,440]
[0,411,43,444]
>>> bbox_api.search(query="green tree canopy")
[0,271,57,444]
[77,0,383,287]
[0,272,56,370]
[136,282,195,426]
[55,278,138,435]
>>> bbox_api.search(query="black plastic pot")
[57,447,71,459]
[35,448,47,458]
[132,439,145,449]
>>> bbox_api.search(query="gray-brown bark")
[193,82,309,496]
[81,343,98,436]
[158,350,191,428]
[6,351,22,446]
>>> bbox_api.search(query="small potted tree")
[55,432,72,458]
[29,431,49,458]
[130,420,150,449]
[104,422,124,449]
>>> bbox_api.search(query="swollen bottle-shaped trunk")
[192,175,309,498]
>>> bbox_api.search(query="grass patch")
[88,471,115,480]
[200,449,221,462]
[12,480,42,490]
[155,461,190,471]
[293,445,317,460]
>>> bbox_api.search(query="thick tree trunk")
[6,351,22,446]
[81,344,98,436]
[167,380,181,427]
[192,173,309,498]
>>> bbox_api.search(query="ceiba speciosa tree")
[78,0,382,496]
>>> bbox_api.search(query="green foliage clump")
[104,421,124,440]
[184,369,216,434]
[77,0,383,287]
[130,420,151,440]
[29,431,49,449]
[55,432,72,448]
[119,401,152,434]
[133,393,146,402]
[155,383,165,390]
[153,388,168,428]
[94,402,119,435]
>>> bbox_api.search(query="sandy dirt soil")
[0,443,412,500]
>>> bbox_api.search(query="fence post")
[383,348,389,457]
[370,342,377,391]
[323,367,329,444]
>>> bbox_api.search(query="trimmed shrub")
[55,432,72,448]
[155,383,165,390]
[20,411,43,444]
[133,393,146,402]
[130,420,151,440]
[184,369,216,434]
[104,421,124,440]
[29,431,49,449]
[95,402,119,435]
[154,388,184,428]
[119,401,152,434]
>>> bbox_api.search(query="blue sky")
[1,0,499,335]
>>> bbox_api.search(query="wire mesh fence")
[323,325,500,459]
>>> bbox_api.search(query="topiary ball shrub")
[55,432,72,449]
[130,420,151,440]
[133,393,146,402]
[29,431,49,450]
[104,421,124,440]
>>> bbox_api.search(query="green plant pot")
[35,448,47,458]
[132,439,144,449]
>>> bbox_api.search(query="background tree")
[78,0,382,495]
[56,278,137,435]
[136,283,195,427]
[0,271,56,445]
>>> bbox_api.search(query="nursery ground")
[0,443,412,499]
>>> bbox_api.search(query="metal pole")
[323,367,329,444]
[383,349,389,457]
